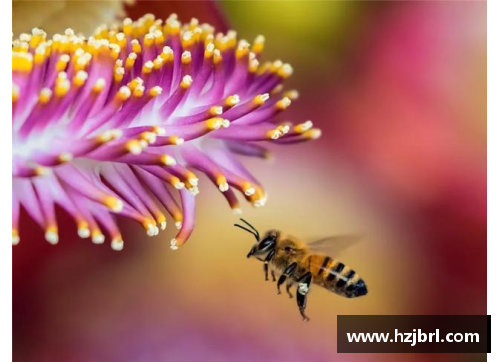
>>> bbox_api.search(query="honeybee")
[235,219,368,321]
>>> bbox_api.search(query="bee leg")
[277,262,297,295]
[271,270,276,282]
[263,249,276,281]
[286,281,294,299]
[296,272,312,322]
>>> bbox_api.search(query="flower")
[12,14,321,250]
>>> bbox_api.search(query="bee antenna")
[239,218,260,240]
[234,224,259,241]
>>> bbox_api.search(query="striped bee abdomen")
[307,255,368,298]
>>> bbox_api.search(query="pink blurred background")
[13,1,486,361]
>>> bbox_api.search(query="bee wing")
[306,235,362,255]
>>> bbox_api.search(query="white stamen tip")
[45,231,59,245]
[170,238,179,250]
[92,234,105,244]
[218,182,229,192]
[244,187,256,196]
[232,208,243,215]
[146,224,157,237]
[221,119,230,128]
[189,186,200,196]
[175,222,182,229]
[78,228,90,238]
[160,221,167,230]
[174,182,185,189]
[189,177,199,186]
[175,138,184,145]
[111,239,124,251]
[12,236,20,245]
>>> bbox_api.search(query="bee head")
[246,230,280,260]
[233,219,279,260]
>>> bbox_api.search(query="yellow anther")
[160,154,177,166]
[181,51,192,65]
[206,117,224,130]
[125,140,143,155]
[180,75,193,89]
[252,35,265,54]
[209,106,223,116]
[142,61,154,74]
[126,52,137,69]
[38,88,53,104]
[236,40,250,59]
[92,78,106,93]
[12,52,33,72]
[56,54,70,71]
[161,46,174,62]
[213,49,223,65]
[116,86,131,101]
[133,85,145,97]
[276,97,291,110]
[283,90,299,100]
[149,86,163,97]
[73,70,88,87]
[303,128,322,140]
[168,136,184,145]
[204,43,215,58]
[12,84,20,103]
[253,93,269,106]
[131,39,142,54]
[225,95,240,107]
[278,63,293,78]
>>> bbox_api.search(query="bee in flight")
[234,219,368,321]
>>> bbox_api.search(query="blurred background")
[13,1,486,361]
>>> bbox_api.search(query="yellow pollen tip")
[117,86,131,101]
[38,88,52,104]
[209,106,223,116]
[276,97,291,110]
[216,175,229,192]
[267,129,282,140]
[182,51,192,64]
[206,117,224,130]
[225,95,240,107]
[92,78,106,93]
[283,90,299,100]
[304,128,322,139]
[12,84,20,102]
[104,196,124,212]
[58,152,73,163]
[253,93,269,106]
[35,165,51,176]
[149,86,163,97]
[160,154,177,166]
[153,126,166,135]
[12,230,20,245]
[252,35,265,54]
[169,136,184,145]
[181,75,193,89]
[140,132,157,144]
[278,63,294,78]
[125,140,143,155]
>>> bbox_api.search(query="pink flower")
[12,14,320,250]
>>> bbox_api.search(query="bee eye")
[284,246,293,253]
